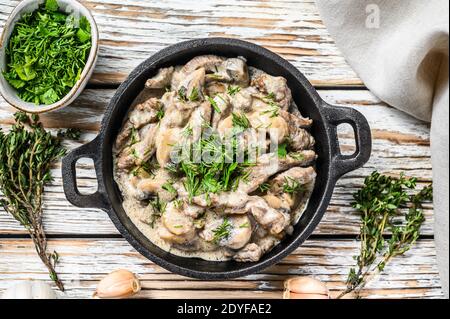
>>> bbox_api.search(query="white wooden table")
[0,0,443,299]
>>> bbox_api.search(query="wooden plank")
[0,89,433,235]
[0,239,443,299]
[0,0,361,87]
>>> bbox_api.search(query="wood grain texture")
[0,89,433,236]
[0,0,440,299]
[0,0,361,87]
[0,239,443,299]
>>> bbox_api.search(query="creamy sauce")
[113,56,317,262]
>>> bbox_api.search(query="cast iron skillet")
[61,38,372,279]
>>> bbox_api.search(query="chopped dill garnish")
[227,85,241,96]
[258,182,271,192]
[189,87,200,101]
[261,93,280,118]
[182,125,193,138]
[212,217,233,243]
[129,127,139,145]
[177,87,187,101]
[277,142,288,158]
[156,108,165,121]
[282,176,304,194]
[231,112,251,130]
[289,152,305,161]
[132,160,159,177]
[239,222,250,229]
[162,181,177,195]
[148,195,166,227]
[176,133,253,201]
[208,96,221,113]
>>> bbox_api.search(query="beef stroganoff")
[113,55,317,262]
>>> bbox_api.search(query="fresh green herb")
[227,85,241,96]
[165,162,180,174]
[208,96,221,114]
[0,112,67,291]
[3,0,92,105]
[231,112,250,130]
[212,217,233,243]
[289,152,305,161]
[129,127,139,145]
[176,133,253,201]
[338,172,433,299]
[177,87,187,101]
[162,181,177,195]
[282,176,304,194]
[130,148,139,160]
[239,222,250,229]
[182,125,193,138]
[173,198,183,209]
[132,160,159,177]
[277,142,288,158]
[266,92,276,100]
[258,182,271,192]
[189,87,200,101]
[148,195,166,227]
[156,108,165,121]
[57,128,82,140]
[261,93,280,118]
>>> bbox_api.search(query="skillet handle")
[61,136,110,210]
[322,102,372,179]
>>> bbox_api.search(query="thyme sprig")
[338,171,433,298]
[0,112,67,291]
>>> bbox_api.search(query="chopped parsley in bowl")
[0,0,98,113]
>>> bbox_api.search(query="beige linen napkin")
[316,0,449,297]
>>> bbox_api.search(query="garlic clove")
[93,269,141,299]
[283,276,329,299]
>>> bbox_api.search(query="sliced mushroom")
[221,57,249,86]
[236,151,316,194]
[230,87,258,112]
[155,127,182,167]
[217,115,233,139]
[247,196,290,235]
[223,215,252,249]
[251,73,292,110]
[117,123,159,170]
[233,243,262,262]
[287,126,315,151]
[177,68,206,101]
[279,109,312,128]
[129,97,161,128]
[115,121,134,152]
[189,100,212,142]
[192,191,250,210]
[182,55,225,74]
[269,166,316,195]
[211,94,232,129]
[161,202,196,239]
[145,67,174,89]
[249,113,289,143]
[205,81,227,96]
[158,225,193,244]
[136,169,177,202]
[200,214,252,250]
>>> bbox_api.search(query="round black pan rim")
[62,38,372,279]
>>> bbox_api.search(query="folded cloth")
[316,0,449,298]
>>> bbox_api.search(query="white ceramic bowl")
[0,0,99,113]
